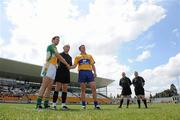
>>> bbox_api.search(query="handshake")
[65,64,76,70]
[58,54,97,78]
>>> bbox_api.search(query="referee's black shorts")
[134,87,145,96]
[55,69,70,84]
[121,87,132,96]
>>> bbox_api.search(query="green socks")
[44,97,49,108]
[36,96,42,108]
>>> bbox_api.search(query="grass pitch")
[0,103,180,120]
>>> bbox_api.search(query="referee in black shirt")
[119,72,132,108]
[132,71,147,108]
[52,45,72,110]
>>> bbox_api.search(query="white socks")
[52,102,57,107]
[61,103,66,107]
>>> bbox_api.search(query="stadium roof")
[0,58,114,88]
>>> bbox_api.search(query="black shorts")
[121,87,132,96]
[134,87,145,96]
[55,69,70,84]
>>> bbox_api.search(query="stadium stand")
[0,58,114,104]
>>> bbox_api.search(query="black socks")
[143,99,148,108]
[53,91,59,103]
[137,99,141,108]
[119,99,124,108]
[62,92,67,104]
[127,99,130,108]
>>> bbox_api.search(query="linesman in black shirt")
[119,72,132,108]
[132,71,147,108]
[52,45,72,110]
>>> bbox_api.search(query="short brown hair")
[52,36,60,41]
[79,45,85,50]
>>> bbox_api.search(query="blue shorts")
[78,70,94,83]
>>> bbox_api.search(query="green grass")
[0,103,180,120]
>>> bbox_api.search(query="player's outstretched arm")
[69,64,77,69]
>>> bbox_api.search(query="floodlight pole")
[177,76,180,94]
[106,86,107,97]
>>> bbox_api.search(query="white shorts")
[41,63,57,80]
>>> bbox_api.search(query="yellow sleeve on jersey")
[89,55,95,65]
[74,56,79,65]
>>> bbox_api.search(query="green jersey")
[46,44,58,65]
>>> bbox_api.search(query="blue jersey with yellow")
[74,53,95,71]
